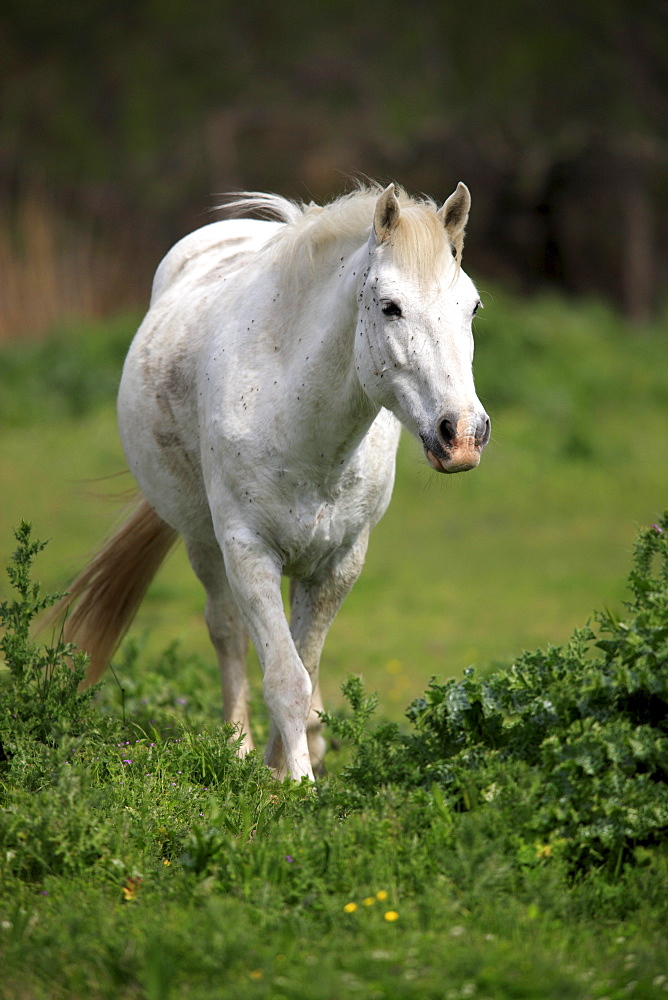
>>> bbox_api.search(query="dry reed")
[0,190,152,341]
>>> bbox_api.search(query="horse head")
[355,183,490,474]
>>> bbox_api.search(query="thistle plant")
[0,521,92,750]
[330,513,668,875]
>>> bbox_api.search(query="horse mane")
[220,184,454,285]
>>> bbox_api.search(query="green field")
[1,292,665,714]
[1,291,667,998]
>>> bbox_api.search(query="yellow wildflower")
[362,896,376,906]
[384,910,399,922]
[343,902,358,913]
[376,890,388,901]
[121,876,142,902]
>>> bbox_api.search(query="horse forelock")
[386,202,453,287]
[221,185,454,286]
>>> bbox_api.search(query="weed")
[0,521,94,751]
[1,517,667,997]
[324,513,668,876]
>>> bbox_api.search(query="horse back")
[150,218,284,304]
[118,218,280,540]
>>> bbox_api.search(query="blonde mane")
[222,184,456,286]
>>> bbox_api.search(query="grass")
[0,289,667,997]
[0,291,665,716]
[0,517,667,999]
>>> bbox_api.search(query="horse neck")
[276,239,379,467]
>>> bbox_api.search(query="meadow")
[0,289,666,998]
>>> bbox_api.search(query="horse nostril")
[479,414,491,447]
[439,417,456,446]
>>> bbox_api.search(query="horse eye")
[381,300,402,319]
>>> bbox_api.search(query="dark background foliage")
[1,0,667,331]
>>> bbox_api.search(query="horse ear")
[373,184,401,243]
[438,182,471,239]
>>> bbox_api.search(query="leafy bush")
[1,518,668,997]
[0,523,284,885]
[325,513,668,874]
[0,521,95,751]
[2,515,667,895]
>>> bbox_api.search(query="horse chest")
[278,502,358,576]
[261,470,385,577]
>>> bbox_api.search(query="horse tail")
[48,497,179,686]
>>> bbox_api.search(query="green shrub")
[1,517,668,997]
[325,513,668,874]
[2,514,667,899]
[0,521,95,752]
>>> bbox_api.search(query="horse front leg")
[221,531,314,781]
[288,531,370,775]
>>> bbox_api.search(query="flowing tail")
[48,497,179,685]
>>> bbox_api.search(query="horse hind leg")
[184,538,254,755]
[306,681,326,777]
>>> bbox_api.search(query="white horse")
[57,182,490,780]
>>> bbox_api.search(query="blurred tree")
[0,0,665,327]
